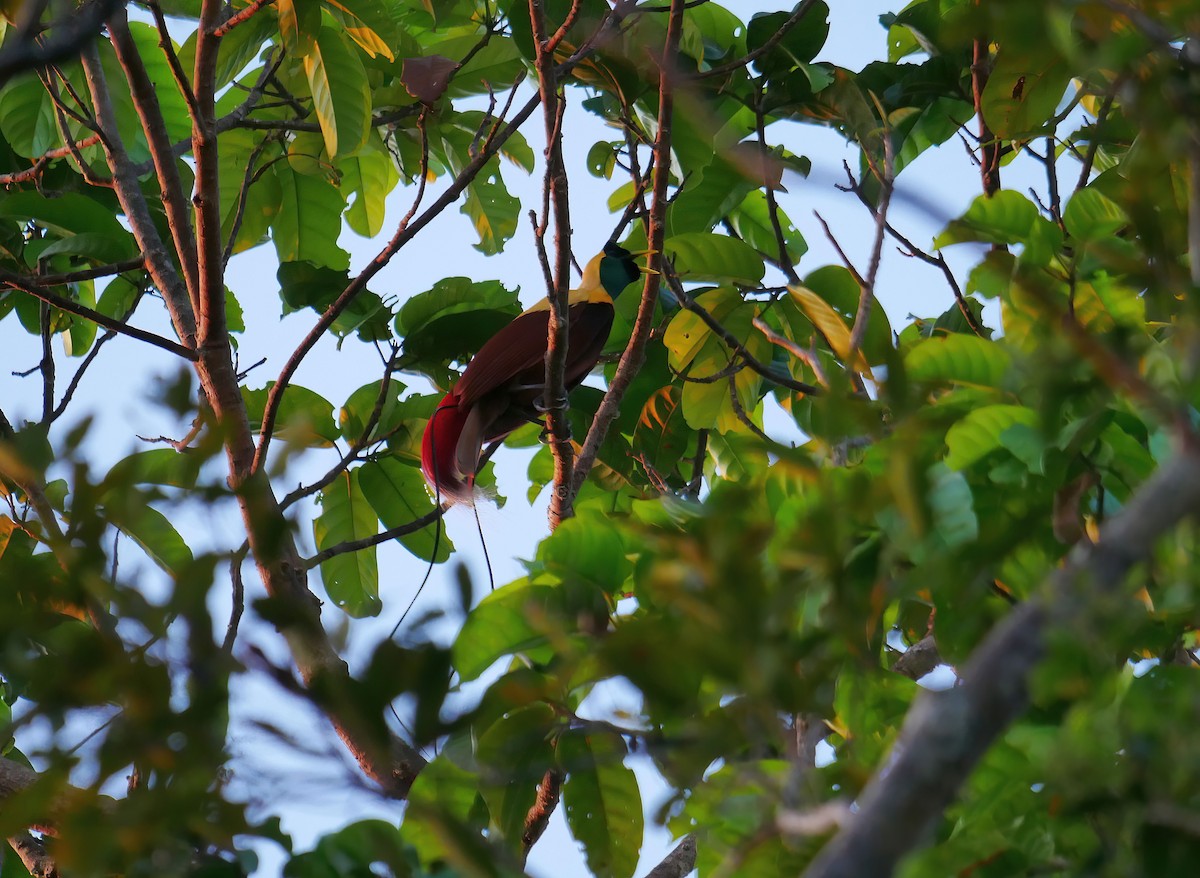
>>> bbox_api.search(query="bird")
[421,242,642,503]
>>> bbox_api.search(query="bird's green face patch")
[599,242,640,298]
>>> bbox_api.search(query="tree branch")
[532,0,583,529]
[0,134,101,184]
[804,444,1200,877]
[694,0,822,79]
[569,0,684,499]
[644,835,698,878]
[78,40,198,348]
[107,7,201,311]
[7,831,58,878]
[0,269,198,360]
[0,0,125,86]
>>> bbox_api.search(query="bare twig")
[0,134,102,184]
[695,0,822,80]
[212,0,276,38]
[304,506,448,568]
[0,270,197,360]
[845,135,893,371]
[752,316,830,387]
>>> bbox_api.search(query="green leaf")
[461,160,519,254]
[664,287,745,371]
[727,190,808,265]
[401,753,482,866]
[272,164,351,270]
[935,191,1063,264]
[61,281,96,356]
[304,26,371,158]
[1064,187,1129,243]
[944,404,1039,471]
[746,2,831,75]
[396,276,521,365]
[104,498,194,578]
[788,284,868,372]
[0,192,136,255]
[559,728,642,878]
[453,581,562,682]
[276,261,391,341]
[313,470,380,617]
[0,75,57,158]
[277,0,320,56]
[633,386,690,476]
[242,382,340,448]
[905,335,1012,388]
[357,457,451,562]
[476,703,558,848]
[980,48,1070,139]
[338,134,400,236]
[536,510,631,594]
[665,233,765,285]
[103,449,202,492]
[323,0,399,61]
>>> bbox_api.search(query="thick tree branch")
[78,40,198,348]
[644,835,697,878]
[532,0,583,529]
[7,831,58,878]
[107,7,201,311]
[804,445,1200,877]
[569,0,684,498]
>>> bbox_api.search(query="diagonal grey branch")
[803,445,1200,878]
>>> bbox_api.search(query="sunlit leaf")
[313,470,380,617]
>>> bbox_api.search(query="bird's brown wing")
[453,308,552,408]
[453,302,614,408]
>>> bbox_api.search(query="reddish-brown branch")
[521,769,563,859]
[532,0,582,529]
[971,32,1001,196]
[0,134,101,184]
[78,41,198,348]
[570,0,685,498]
[212,0,276,38]
[108,8,201,311]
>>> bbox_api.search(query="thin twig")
[694,0,822,79]
[845,134,893,372]
[0,271,197,360]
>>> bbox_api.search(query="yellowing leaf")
[789,284,871,375]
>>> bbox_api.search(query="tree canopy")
[2,1,1200,876]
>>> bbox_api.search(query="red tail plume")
[421,392,474,503]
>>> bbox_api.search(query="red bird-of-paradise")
[421,242,643,503]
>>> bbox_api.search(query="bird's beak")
[630,249,660,275]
